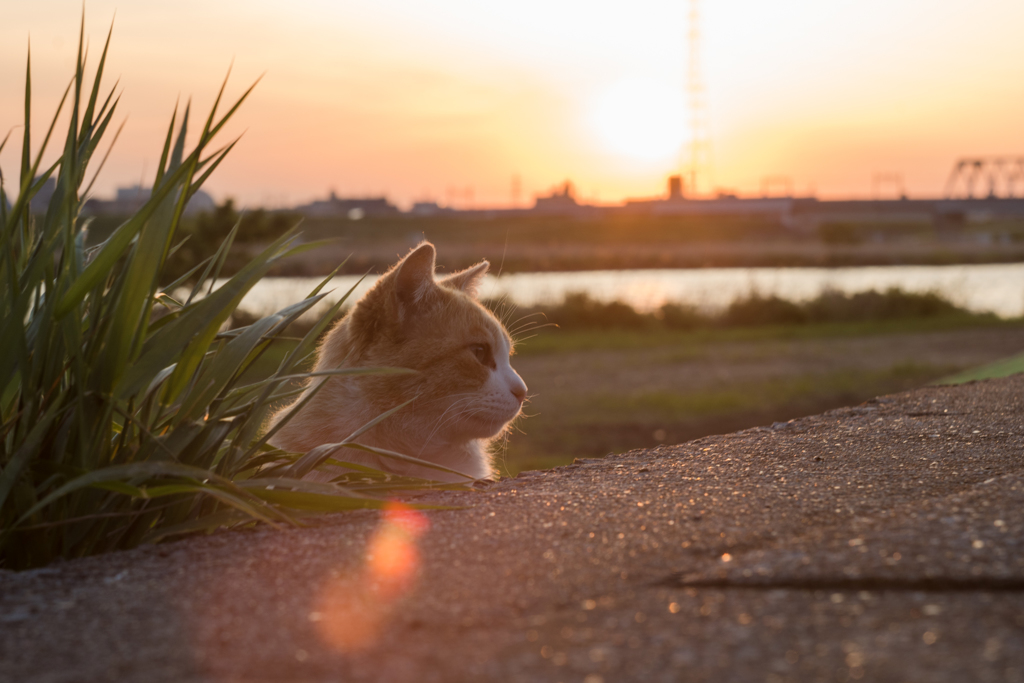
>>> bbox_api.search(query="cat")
[267,242,528,482]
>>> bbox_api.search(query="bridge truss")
[944,157,1024,199]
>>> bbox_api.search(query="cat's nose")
[510,376,527,403]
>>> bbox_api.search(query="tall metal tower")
[685,0,710,197]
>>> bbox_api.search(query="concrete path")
[2,376,1023,683]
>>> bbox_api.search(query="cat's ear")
[439,260,489,299]
[394,242,437,307]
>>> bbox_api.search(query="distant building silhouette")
[533,181,592,216]
[295,191,400,218]
[410,201,453,216]
[83,184,215,216]
[668,175,684,200]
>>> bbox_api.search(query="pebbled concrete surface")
[2,375,1023,683]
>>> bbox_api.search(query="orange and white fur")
[267,242,527,482]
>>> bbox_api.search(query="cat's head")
[344,242,527,444]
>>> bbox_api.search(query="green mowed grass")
[939,351,1024,385]
[577,363,946,420]
[512,315,1018,356]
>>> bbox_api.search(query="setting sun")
[589,77,687,163]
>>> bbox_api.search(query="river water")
[233,263,1024,320]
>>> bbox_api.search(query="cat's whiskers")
[415,391,478,407]
[428,397,507,443]
[507,312,549,336]
[508,310,547,330]
[433,400,489,432]
[485,292,514,324]
[416,395,480,455]
[495,427,511,475]
[506,403,532,436]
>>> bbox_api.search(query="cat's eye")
[469,343,494,368]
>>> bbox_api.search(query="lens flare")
[367,503,429,599]
[315,502,430,651]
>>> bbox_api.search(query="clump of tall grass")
[0,24,462,570]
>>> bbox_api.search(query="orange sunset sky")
[3,0,1024,209]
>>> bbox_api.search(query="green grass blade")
[331,442,476,480]
[54,160,197,317]
[221,367,414,405]
[78,22,113,143]
[11,461,281,530]
[18,39,32,187]
[285,398,415,479]
[174,296,331,421]
[141,509,253,544]
[0,401,64,509]
[244,489,386,513]
[143,234,297,403]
